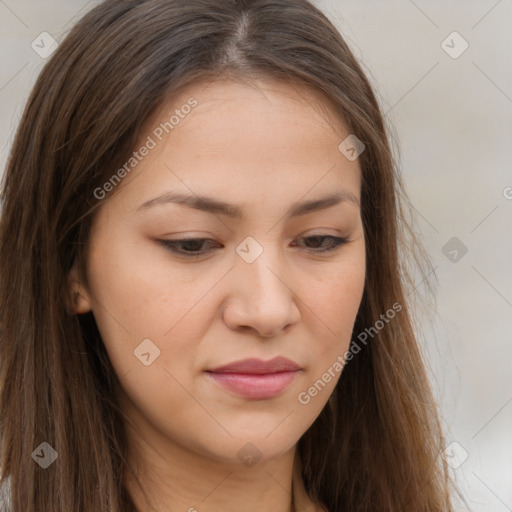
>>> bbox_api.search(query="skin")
[69,78,366,512]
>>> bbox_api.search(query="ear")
[65,262,93,315]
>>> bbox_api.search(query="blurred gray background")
[1,1,510,510]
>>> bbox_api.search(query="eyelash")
[159,235,349,258]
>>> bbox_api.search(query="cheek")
[293,264,365,412]
[85,234,242,396]
[299,248,366,366]
[310,250,365,334]
[87,234,194,331]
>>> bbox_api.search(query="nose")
[222,243,301,338]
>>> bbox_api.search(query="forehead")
[103,78,361,218]
[151,76,348,144]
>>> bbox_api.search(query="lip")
[206,357,301,399]
[208,356,301,374]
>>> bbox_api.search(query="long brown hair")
[0,0,455,510]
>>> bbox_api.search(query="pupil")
[307,236,322,248]
[184,239,202,251]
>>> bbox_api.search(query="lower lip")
[206,371,299,399]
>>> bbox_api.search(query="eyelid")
[158,234,350,258]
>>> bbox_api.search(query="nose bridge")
[237,235,290,302]
[225,235,300,336]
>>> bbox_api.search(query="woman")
[0,0,456,510]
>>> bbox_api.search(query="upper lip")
[207,356,301,374]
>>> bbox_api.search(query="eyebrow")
[136,189,360,220]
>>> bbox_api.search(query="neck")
[123,424,298,512]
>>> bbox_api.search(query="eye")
[158,235,349,258]
[291,235,349,253]
[159,238,222,257]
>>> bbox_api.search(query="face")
[71,78,366,468]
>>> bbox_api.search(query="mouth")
[205,356,301,400]
[205,371,300,399]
